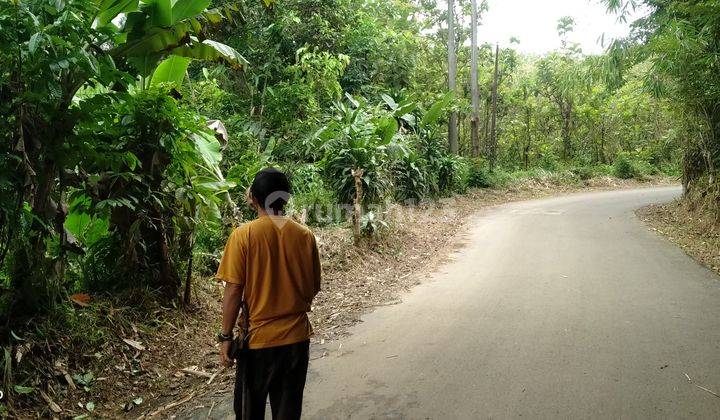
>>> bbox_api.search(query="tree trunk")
[183,252,194,306]
[447,0,459,154]
[470,0,480,158]
[483,97,490,156]
[524,106,531,170]
[599,118,607,164]
[154,217,181,299]
[351,169,364,246]
[10,127,65,315]
[561,102,573,160]
[489,44,500,170]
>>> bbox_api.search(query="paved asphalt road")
[197,186,720,419]
[302,186,720,419]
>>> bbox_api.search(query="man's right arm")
[219,282,243,367]
[221,282,243,336]
[215,227,247,367]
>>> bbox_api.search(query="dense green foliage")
[1,3,699,404]
[604,0,719,212]
[0,0,684,316]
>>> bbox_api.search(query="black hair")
[250,168,292,212]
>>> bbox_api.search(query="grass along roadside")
[3,175,675,418]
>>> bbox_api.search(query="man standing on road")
[216,168,322,420]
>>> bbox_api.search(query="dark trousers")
[234,340,310,420]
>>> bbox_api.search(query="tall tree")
[489,44,500,169]
[447,0,459,154]
[470,0,480,157]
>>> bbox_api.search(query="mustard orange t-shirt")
[216,216,321,349]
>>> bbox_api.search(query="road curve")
[303,186,720,419]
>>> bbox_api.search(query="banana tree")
[1,0,269,315]
[100,0,249,87]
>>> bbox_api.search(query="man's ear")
[245,188,255,208]
[250,195,260,212]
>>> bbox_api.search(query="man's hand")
[220,340,234,368]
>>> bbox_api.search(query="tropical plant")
[0,0,258,317]
[393,151,430,203]
[320,96,405,204]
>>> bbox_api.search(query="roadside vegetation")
[0,0,715,416]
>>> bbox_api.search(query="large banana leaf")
[127,53,162,77]
[147,0,211,27]
[171,40,248,69]
[112,2,247,80]
[112,23,191,57]
[376,117,398,145]
[170,0,211,25]
[421,92,454,128]
[96,0,139,26]
[151,55,191,85]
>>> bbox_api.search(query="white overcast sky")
[478,0,642,55]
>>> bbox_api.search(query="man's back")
[217,215,321,349]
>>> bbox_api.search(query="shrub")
[283,163,324,195]
[538,148,561,171]
[291,187,341,226]
[468,160,496,188]
[658,162,681,177]
[320,100,396,205]
[437,155,470,194]
[193,224,227,276]
[570,166,595,181]
[417,133,446,195]
[594,164,614,177]
[393,152,430,203]
[323,142,393,204]
[613,153,660,180]
[360,211,389,238]
[633,160,660,178]
[613,155,636,179]
[279,163,341,226]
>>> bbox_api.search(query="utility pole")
[489,43,500,170]
[470,0,479,158]
[448,0,458,154]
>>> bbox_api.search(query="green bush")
[594,164,614,177]
[194,224,227,276]
[291,187,341,226]
[320,100,396,205]
[393,152,430,202]
[417,133,447,196]
[570,166,595,181]
[283,163,324,194]
[284,164,340,225]
[657,162,681,177]
[468,163,495,188]
[360,211,389,238]
[613,155,636,179]
[323,143,393,204]
[437,155,470,194]
[613,153,661,180]
[633,160,660,178]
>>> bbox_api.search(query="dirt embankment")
[8,176,676,419]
